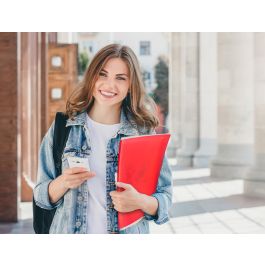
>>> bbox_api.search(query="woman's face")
[93,58,130,108]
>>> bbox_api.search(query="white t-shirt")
[85,114,120,234]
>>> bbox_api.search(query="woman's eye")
[99,72,107,77]
[117,77,126,81]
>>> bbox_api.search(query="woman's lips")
[99,90,117,98]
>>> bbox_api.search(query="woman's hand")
[61,167,96,189]
[110,181,159,216]
[109,182,142,213]
[49,167,96,204]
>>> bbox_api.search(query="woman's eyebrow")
[116,73,128,77]
[101,69,128,77]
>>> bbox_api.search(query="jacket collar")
[66,109,139,136]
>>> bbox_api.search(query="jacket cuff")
[34,179,63,210]
[144,193,170,225]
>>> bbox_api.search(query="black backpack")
[33,112,71,234]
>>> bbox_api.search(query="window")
[83,41,94,54]
[140,41,151,55]
[143,71,151,81]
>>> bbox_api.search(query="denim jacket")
[33,110,173,234]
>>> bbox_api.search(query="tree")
[78,51,89,76]
[153,56,169,117]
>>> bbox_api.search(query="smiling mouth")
[99,90,117,98]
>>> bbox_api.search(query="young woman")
[33,44,172,234]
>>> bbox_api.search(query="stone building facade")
[169,32,265,198]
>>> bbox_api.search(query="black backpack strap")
[53,112,71,177]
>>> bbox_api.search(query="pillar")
[211,33,254,179]
[193,33,218,167]
[245,33,265,197]
[176,32,200,167]
[168,32,182,157]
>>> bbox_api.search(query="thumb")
[116,181,131,190]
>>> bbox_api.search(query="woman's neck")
[88,103,121,125]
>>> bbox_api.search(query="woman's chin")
[95,99,121,108]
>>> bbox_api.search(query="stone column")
[245,33,265,197]
[176,32,200,167]
[211,33,254,179]
[167,32,182,157]
[193,33,218,167]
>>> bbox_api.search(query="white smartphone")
[67,156,90,171]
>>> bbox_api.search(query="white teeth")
[100,90,116,97]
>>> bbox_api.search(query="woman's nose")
[104,78,116,89]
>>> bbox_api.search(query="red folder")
[117,133,171,230]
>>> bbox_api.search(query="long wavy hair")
[66,43,159,130]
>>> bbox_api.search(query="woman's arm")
[48,175,68,204]
[34,121,59,210]
[144,156,173,224]
[33,121,95,208]
[138,193,158,216]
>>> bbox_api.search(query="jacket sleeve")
[33,121,63,210]
[144,154,173,225]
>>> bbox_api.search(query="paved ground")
[150,166,265,234]
[1,164,265,234]
[0,202,34,234]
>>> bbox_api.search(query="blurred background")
[1,32,265,234]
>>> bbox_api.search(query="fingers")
[115,182,131,190]
[109,182,131,198]
[111,197,120,206]
[62,169,96,189]
[67,171,96,181]
[64,172,95,189]
[110,190,119,197]
[64,167,88,175]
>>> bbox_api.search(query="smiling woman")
[94,58,129,106]
[66,44,159,128]
[87,58,129,124]
[33,43,173,234]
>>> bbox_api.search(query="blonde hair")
[66,43,159,130]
